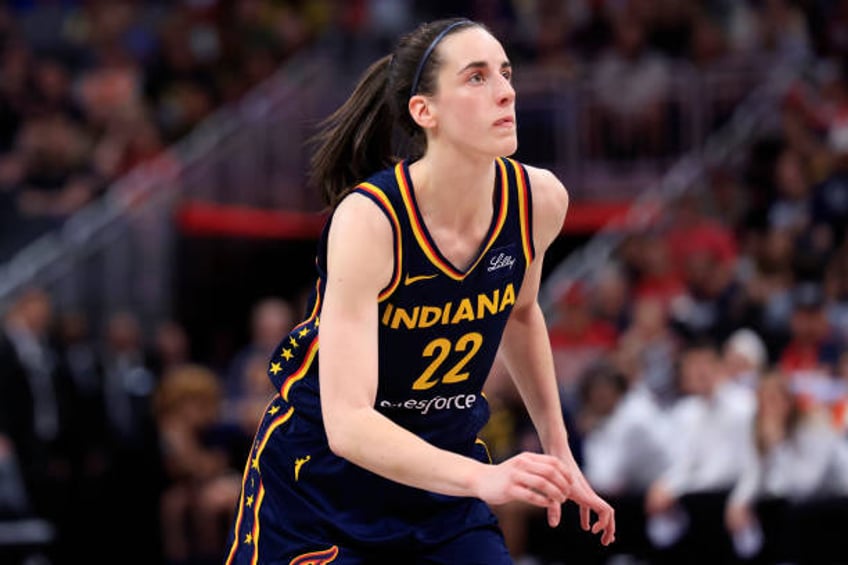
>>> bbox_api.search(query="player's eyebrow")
[457,60,511,74]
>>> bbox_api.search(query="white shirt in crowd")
[661,380,756,496]
[583,384,671,495]
[729,413,848,506]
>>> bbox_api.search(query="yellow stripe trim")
[508,158,534,265]
[250,482,265,565]
[395,159,509,280]
[476,437,493,464]
[281,336,319,401]
[225,405,294,565]
[356,182,403,301]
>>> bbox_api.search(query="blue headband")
[409,20,472,99]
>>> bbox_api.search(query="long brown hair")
[308,18,482,208]
[754,371,801,455]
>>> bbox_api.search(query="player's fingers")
[593,507,616,545]
[580,504,591,531]
[517,471,567,504]
[508,484,554,509]
[516,454,574,491]
[547,501,561,528]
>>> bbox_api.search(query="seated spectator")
[779,282,845,423]
[223,296,294,410]
[725,371,848,562]
[722,327,768,390]
[579,361,669,497]
[223,352,276,444]
[154,363,242,565]
[617,296,680,405]
[644,338,755,560]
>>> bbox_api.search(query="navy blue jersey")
[225,158,534,564]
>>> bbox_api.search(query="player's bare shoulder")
[523,165,570,248]
[326,191,395,289]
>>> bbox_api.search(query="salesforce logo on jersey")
[379,393,477,415]
[487,245,517,275]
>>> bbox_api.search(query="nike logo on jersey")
[294,455,311,481]
[404,273,438,286]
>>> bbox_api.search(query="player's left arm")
[499,165,615,545]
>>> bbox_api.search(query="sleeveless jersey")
[225,157,535,562]
[268,157,534,450]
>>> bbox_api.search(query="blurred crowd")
[0,287,300,564]
[3,1,848,565]
[0,0,331,262]
[482,32,848,564]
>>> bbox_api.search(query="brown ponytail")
[308,18,483,208]
[308,55,395,208]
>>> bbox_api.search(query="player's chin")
[493,137,518,157]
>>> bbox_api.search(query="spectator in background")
[824,241,848,344]
[722,327,768,390]
[578,361,669,498]
[589,262,631,333]
[548,282,617,409]
[725,371,848,563]
[98,309,163,564]
[149,319,192,377]
[223,296,293,405]
[617,296,680,406]
[767,147,812,236]
[590,9,672,159]
[155,363,242,565]
[779,282,842,376]
[223,352,276,445]
[629,233,686,310]
[0,288,78,560]
[645,338,755,562]
[577,360,668,563]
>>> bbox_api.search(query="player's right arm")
[318,192,573,508]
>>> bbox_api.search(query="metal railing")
[0,47,780,331]
[0,52,332,328]
[537,57,800,317]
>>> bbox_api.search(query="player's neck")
[410,148,497,229]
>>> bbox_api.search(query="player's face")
[428,27,517,158]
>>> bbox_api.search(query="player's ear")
[408,95,436,130]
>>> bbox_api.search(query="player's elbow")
[322,407,361,460]
[325,425,351,459]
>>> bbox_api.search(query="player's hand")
[561,466,616,546]
[473,451,573,512]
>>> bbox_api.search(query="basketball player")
[224,17,615,564]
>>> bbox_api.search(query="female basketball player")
[225,18,615,564]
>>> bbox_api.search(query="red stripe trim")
[289,545,340,564]
[250,482,265,565]
[394,163,464,279]
[354,183,403,301]
[225,405,294,565]
[509,159,535,264]
[280,336,319,401]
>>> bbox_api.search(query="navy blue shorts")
[224,399,511,564]
[228,524,512,564]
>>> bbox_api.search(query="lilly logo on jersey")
[487,245,517,273]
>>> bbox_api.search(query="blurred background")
[0,1,847,564]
